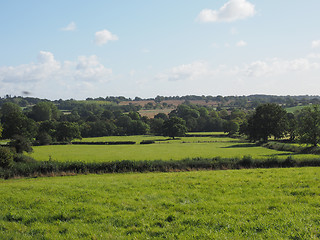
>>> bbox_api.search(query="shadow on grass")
[222,143,257,148]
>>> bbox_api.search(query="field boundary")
[1,155,320,179]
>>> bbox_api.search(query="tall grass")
[0,168,319,239]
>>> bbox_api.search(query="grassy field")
[73,135,170,143]
[0,167,319,239]
[30,135,319,162]
[285,105,308,113]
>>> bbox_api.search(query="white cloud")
[156,57,320,82]
[156,61,210,81]
[236,40,247,47]
[307,53,320,59]
[61,22,76,31]
[75,55,112,82]
[0,51,112,84]
[95,29,118,46]
[312,40,320,48]
[242,58,320,77]
[197,0,256,23]
[153,56,320,97]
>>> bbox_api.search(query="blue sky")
[1,0,320,100]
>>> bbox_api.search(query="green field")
[30,135,319,162]
[73,135,171,143]
[285,105,308,113]
[0,167,319,239]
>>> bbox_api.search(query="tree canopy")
[243,103,288,142]
[297,105,320,146]
[162,116,187,139]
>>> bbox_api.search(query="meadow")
[29,135,319,163]
[285,105,307,113]
[0,167,319,239]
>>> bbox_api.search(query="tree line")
[2,94,320,109]
[0,101,236,144]
[1,99,320,149]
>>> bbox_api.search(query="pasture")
[285,105,307,113]
[0,167,319,239]
[30,135,318,163]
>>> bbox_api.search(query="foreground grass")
[31,138,318,162]
[0,167,319,239]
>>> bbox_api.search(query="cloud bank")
[157,56,320,82]
[0,51,112,84]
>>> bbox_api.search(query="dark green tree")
[154,113,168,121]
[243,103,288,142]
[0,102,37,139]
[287,112,297,141]
[150,118,164,135]
[223,120,239,136]
[56,122,81,142]
[297,105,320,146]
[30,101,61,122]
[36,132,53,145]
[0,147,14,168]
[162,116,187,139]
[9,135,33,153]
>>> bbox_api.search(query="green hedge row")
[1,155,320,179]
[263,141,320,154]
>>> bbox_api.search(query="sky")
[1,0,320,100]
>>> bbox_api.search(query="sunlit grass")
[0,167,319,239]
[30,136,318,163]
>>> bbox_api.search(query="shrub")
[0,147,14,168]
[239,155,253,168]
[282,156,296,167]
[9,135,33,153]
[36,132,52,145]
[13,153,36,163]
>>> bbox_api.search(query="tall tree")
[162,116,187,139]
[56,122,81,142]
[243,103,288,142]
[30,102,61,122]
[297,105,320,146]
[0,102,37,139]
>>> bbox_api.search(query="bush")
[239,155,253,168]
[36,132,52,145]
[9,135,33,153]
[13,154,36,163]
[0,147,14,168]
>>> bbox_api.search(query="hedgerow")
[1,155,320,179]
